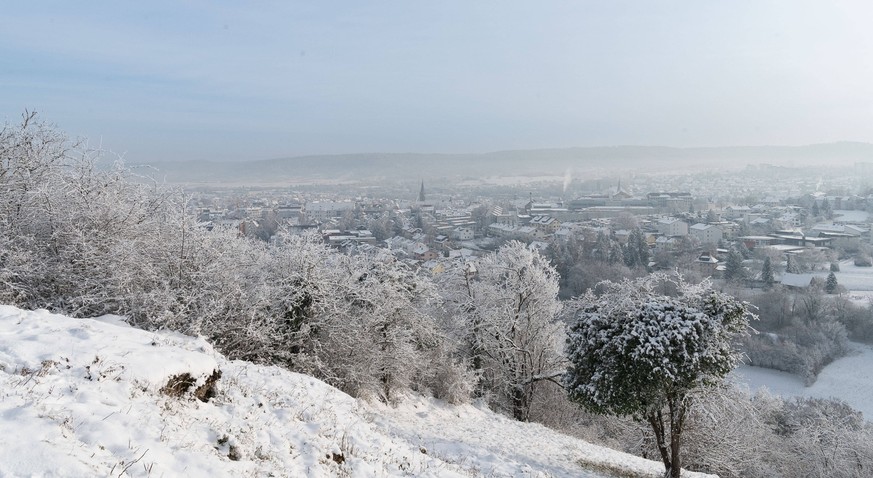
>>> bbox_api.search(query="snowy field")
[0,305,715,478]
[823,259,873,292]
[733,341,873,419]
[732,258,873,415]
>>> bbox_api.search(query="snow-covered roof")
[833,210,870,224]
[781,273,815,288]
[696,254,718,264]
[690,223,717,231]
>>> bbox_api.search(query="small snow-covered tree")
[564,273,752,478]
[761,257,775,288]
[608,239,624,265]
[447,241,564,420]
[786,254,802,274]
[825,272,839,295]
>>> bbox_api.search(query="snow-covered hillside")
[0,306,715,478]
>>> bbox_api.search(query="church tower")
[418,180,426,202]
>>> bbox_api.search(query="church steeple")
[418,180,426,202]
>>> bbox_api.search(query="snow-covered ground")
[733,342,873,419]
[824,259,873,291]
[0,305,715,478]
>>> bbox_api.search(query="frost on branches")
[439,241,564,421]
[0,114,466,404]
[564,272,752,478]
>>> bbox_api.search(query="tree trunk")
[668,396,687,478]
[512,383,530,421]
[647,410,672,474]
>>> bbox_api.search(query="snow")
[770,260,873,292]
[733,341,873,419]
[821,259,873,291]
[0,305,715,478]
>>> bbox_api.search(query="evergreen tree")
[822,198,833,219]
[623,241,639,268]
[636,228,650,268]
[724,250,746,283]
[761,257,775,287]
[736,241,752,259]
[565,273,752,478]
[594,231,611,262]
[706,209,718,223]
[812,201,820,217]
[623,227,649,269]
[826,272,839,294]
[608,240,624,265]
[623,229,638,268]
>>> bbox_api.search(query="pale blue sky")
[2,1,872,162]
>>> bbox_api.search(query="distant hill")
[136,142,873,184]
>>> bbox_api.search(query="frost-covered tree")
[446,241,564,420]
[761,257,775,288]
[608,239,624,265]
[825,272,839,295]
[786,254,802,274]
[0,114,467,403]
[0,112,180,317]
[564,273,752,478]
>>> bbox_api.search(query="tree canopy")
[564,273,752,477]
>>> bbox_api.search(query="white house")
[304,201,356,222]
[452,226,474,241]
[690,223,723,245]
[656,217,688,237]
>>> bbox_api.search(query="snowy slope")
[734,341,873,419]
[0,306,715,478]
